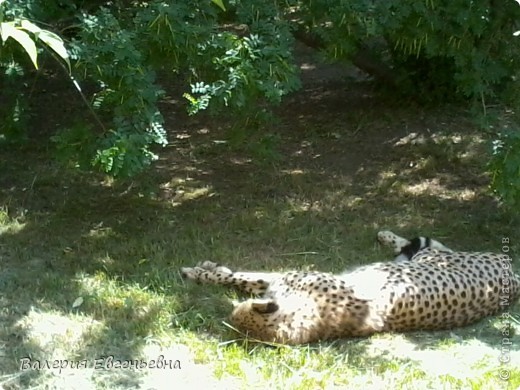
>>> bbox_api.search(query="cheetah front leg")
[181,261,282,295]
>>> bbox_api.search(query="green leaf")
[0,22,38,69]
[0,21,10,42]
[19,19,42,34]
[17,20,71,72]
[37,29,71,72]
[72,296,84,308]
[211,0,226,11]
[21,19,70,72]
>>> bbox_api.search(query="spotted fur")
[181,231,520,345]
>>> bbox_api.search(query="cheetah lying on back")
[181,231,520,345]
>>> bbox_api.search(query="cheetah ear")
[251,299,279,314]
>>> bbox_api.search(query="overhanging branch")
[292,27,397,86]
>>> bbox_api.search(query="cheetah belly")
[375,266,510,331]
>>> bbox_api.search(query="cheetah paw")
[181,261,233,281]
[180,266,206,280]
[196,260,220,270]
[377,230,409,253]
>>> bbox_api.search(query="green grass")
[0,85,519,389]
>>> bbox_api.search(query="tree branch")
[292,27,397,86]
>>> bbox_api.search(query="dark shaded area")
[292,26,397,87]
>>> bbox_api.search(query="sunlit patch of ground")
[3,309,247,389]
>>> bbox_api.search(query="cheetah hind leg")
[181,261,282,295]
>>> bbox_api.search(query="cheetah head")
[230,297,319,345]
[230,298,281,342]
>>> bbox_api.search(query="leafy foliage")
[291,0,520,103]
[59,9,167,177]
[2,0,300,176]
[0,0,69,142]
[0,58,27,142]
[0,17,70,70]
[183,1,301,115]
[2,0,520,204]
[489,128,520,207]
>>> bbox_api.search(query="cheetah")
[181,231,520,345]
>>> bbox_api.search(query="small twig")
[480,91,487,117]
[280,361,297,373]
[278,251,319,256]
[28,174,37,192]
[508,314,520,325]
[42,45,107,132]
[220,321,290,348]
